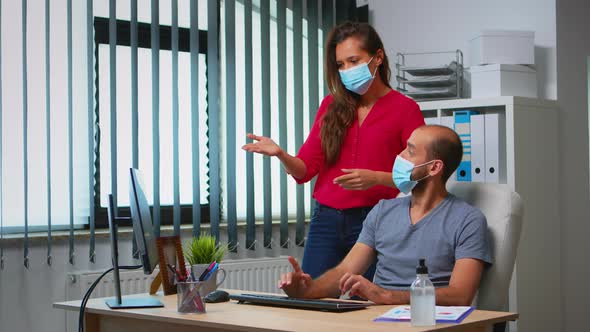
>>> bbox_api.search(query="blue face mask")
[339,57,378,95]
[392,155,434,194]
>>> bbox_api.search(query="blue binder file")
[454,111,477,182]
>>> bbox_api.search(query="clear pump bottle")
[410,258,436,326]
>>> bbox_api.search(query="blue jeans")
[302,202,376,281]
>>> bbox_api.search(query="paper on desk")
[374,305,474,323]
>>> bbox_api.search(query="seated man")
[279,125,492,306]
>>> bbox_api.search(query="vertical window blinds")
[0,0,364,268]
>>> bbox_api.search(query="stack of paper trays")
[397,62,460,100]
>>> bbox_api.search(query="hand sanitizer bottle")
[410,258,435,326]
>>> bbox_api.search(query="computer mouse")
[204,290,230,303]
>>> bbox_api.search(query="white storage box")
[469,64,537,98]
[470,30,535,65]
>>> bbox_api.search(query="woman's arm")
[333,169,395,190]
[242,133,307,179]
[276,149,307,180]
[374,170,394,187]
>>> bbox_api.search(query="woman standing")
[243,22,424,279]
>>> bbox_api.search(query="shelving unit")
[418,96,561,332]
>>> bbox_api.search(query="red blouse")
[295,90,424,209]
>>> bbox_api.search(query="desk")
[54,290,518,332]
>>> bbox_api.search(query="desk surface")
[54,290,518,332]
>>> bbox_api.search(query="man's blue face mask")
[392,155,435,194]
[338,57,378,95]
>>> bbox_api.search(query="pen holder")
[176,281,206,314]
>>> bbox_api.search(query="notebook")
[374,305,474,323]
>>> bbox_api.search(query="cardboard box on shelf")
[469,64,537,98]
[470,30,535,66]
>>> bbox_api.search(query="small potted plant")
[184,234,227,296]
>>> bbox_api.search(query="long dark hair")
[321,22,391,165]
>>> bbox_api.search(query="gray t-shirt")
[357,194,492,290]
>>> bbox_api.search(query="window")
[0,0,362,238]
[93,16,209,226]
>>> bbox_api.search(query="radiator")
[222,257,292,294]
[66,256,291,301]
[66,268,160,300]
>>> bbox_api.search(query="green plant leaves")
[184,234,226,265]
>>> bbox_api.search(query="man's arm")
[434,258,485,305]
[279,243,376,298]
[374,258,485,305]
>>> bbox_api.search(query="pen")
[167,264,185,282]
[203,263,219,281]
[198,261,217,281]
[188,268,195,282]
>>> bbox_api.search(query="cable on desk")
[78,265,142,332]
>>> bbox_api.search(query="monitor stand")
[106,194,163,309]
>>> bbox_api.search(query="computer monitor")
[105,168,163,309]
[129,168,159,275]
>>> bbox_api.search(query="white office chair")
[447,182,524,314]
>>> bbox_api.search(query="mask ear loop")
[367,56,379,78]
[414,159,436,168]
[414,173,431,182]
[412,160,438,182]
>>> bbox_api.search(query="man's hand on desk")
[278,256,314,298]
[339,273,392,304]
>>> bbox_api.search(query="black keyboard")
[229,293,371,312]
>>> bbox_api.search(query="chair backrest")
[447,182,524,311]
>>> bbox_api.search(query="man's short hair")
[424,125,463,182]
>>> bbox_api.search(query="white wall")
[366,1,565,331]
[365,0,557,100]
[0,225,305,332]
[368,1,590,331]
[556,1,590,331]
